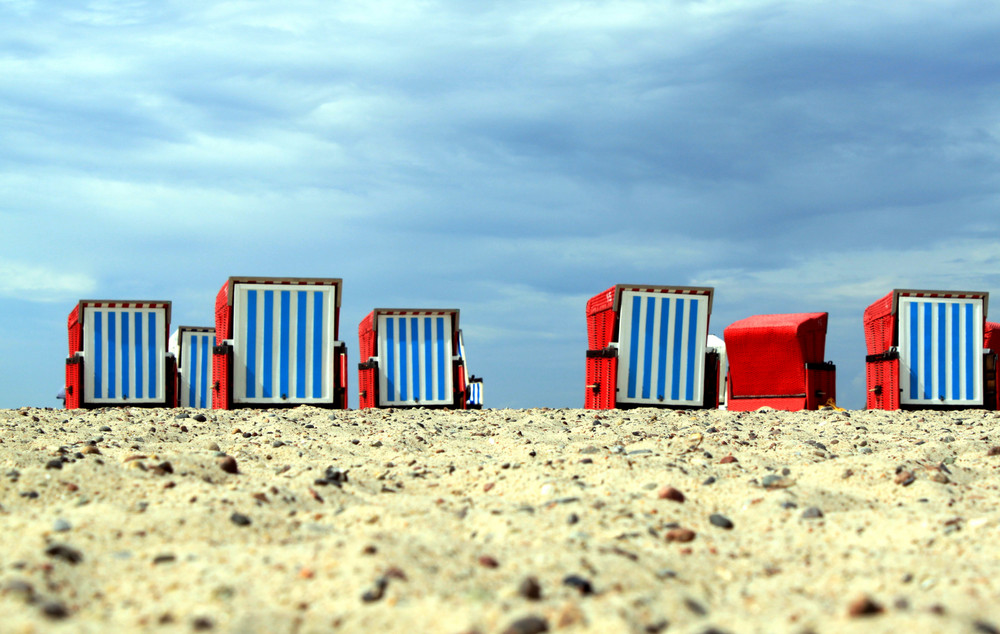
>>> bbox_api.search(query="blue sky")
[2,0,1000,410]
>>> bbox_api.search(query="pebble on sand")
[709,514,734,529]
[657,486,685,502]
[847,595,885,617]
[218,456,239,474]
[502,615,549,634]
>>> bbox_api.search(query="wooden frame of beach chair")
[864,289,996,410]
[65,300,175,409]
[724,312,836,412]
[585,284,720,410]
[358,309,471,409]
[211,277,347,409]
[457,329,484,409]
[170,326,215,409]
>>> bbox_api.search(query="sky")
[2,0,1000,410]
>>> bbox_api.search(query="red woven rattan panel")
[724,313,828,400]
[65,359,82,409]
[214,281,232,343]
[358,311,376,361]
[586,286,617,350]
[805,365,836,409]
[212,346,231,409]
[866,358,900,410]
[984,322,1000,352]
[863,292,896,355]
[68,304,82,356]
[585,355,617,409]
[728,395,806,411]
[359,365,377,409]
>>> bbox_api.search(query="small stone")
[218,456,238,474]
[665,528,696,543]
[847,595,885,617]
[657,486,685,502]
[567,513,579,525]
[719,455,737,464]
[562,575,593,596]
[684,597,707,616]
[987,447,1000,457]
[80,446,100,455]
[53,519,72,532]
[153,553,176,564]
[230,512,251,527]
[974,621,1000,634]
[272,441,285,448]
[702,476,716,485]
[895,470,916,486]
[99,425,112,432]
[709,514,734,529]
[361,577,388,602]
[761,475,794,489]
[193,414,208,422]
[478,555,500,568]
[502,615,549,634]
[518,576,542,600]
[204,441,221,451]
[44,544,83,564]
[192,616,214,630]
[45,459,63,470]
[801,507,824,519]
[41,601,69,619]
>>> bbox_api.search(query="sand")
[1,406,998,634]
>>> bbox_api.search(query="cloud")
[0,259,97,302]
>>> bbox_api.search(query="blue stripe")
[937,302,946,399]
[263,291,273,398]
[437,317,445,401]
[411,318,419,401]
[246,290,257,398]
[313,291,323,399]
[908,302,918,399]
[671,299,685,400]
[399,318,408,400]
[641,297,655,399]
[686,300,699,401]
[627,296,641,399]
[189,334,198,407]
[200,334,210,408]
[656,298,670,400]
[94,312,103,397]
[952,303,960,400]
[280,291,290,399]
[424,318,433,401]
[108,312,116,399]
[134,313,143,399]
[923,302,932,399]
[966,303,974,400]
[297,291,306,399]
[121,312,130,398]
[386,318,396,401]
[147,312,156,398]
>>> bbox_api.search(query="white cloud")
[0,259,97,302]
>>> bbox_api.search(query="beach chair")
[358,309,473,408]
[211,277,347,409]
[169,326,215,409]
[724,313,836,411]
[585,285,720,409]
[707,334,728,409]
[864,289,994,410]
[65,300,175,409]
[458,329,484,409]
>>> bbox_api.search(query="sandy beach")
[1,406,998,633]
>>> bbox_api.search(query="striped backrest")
[376,312,455,406]
[898,293,985,405]
[231,282,338,404]
[467,380,483,407]
[172,327,214,408]
[616,289,711,406]
[82,302,169,404]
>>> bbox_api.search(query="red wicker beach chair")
[724,313,835,411]
[585,284,720,409]
[65,300,175,409]
[358,309,475,409]
[211,277,347,409]
[864,289,994,410]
